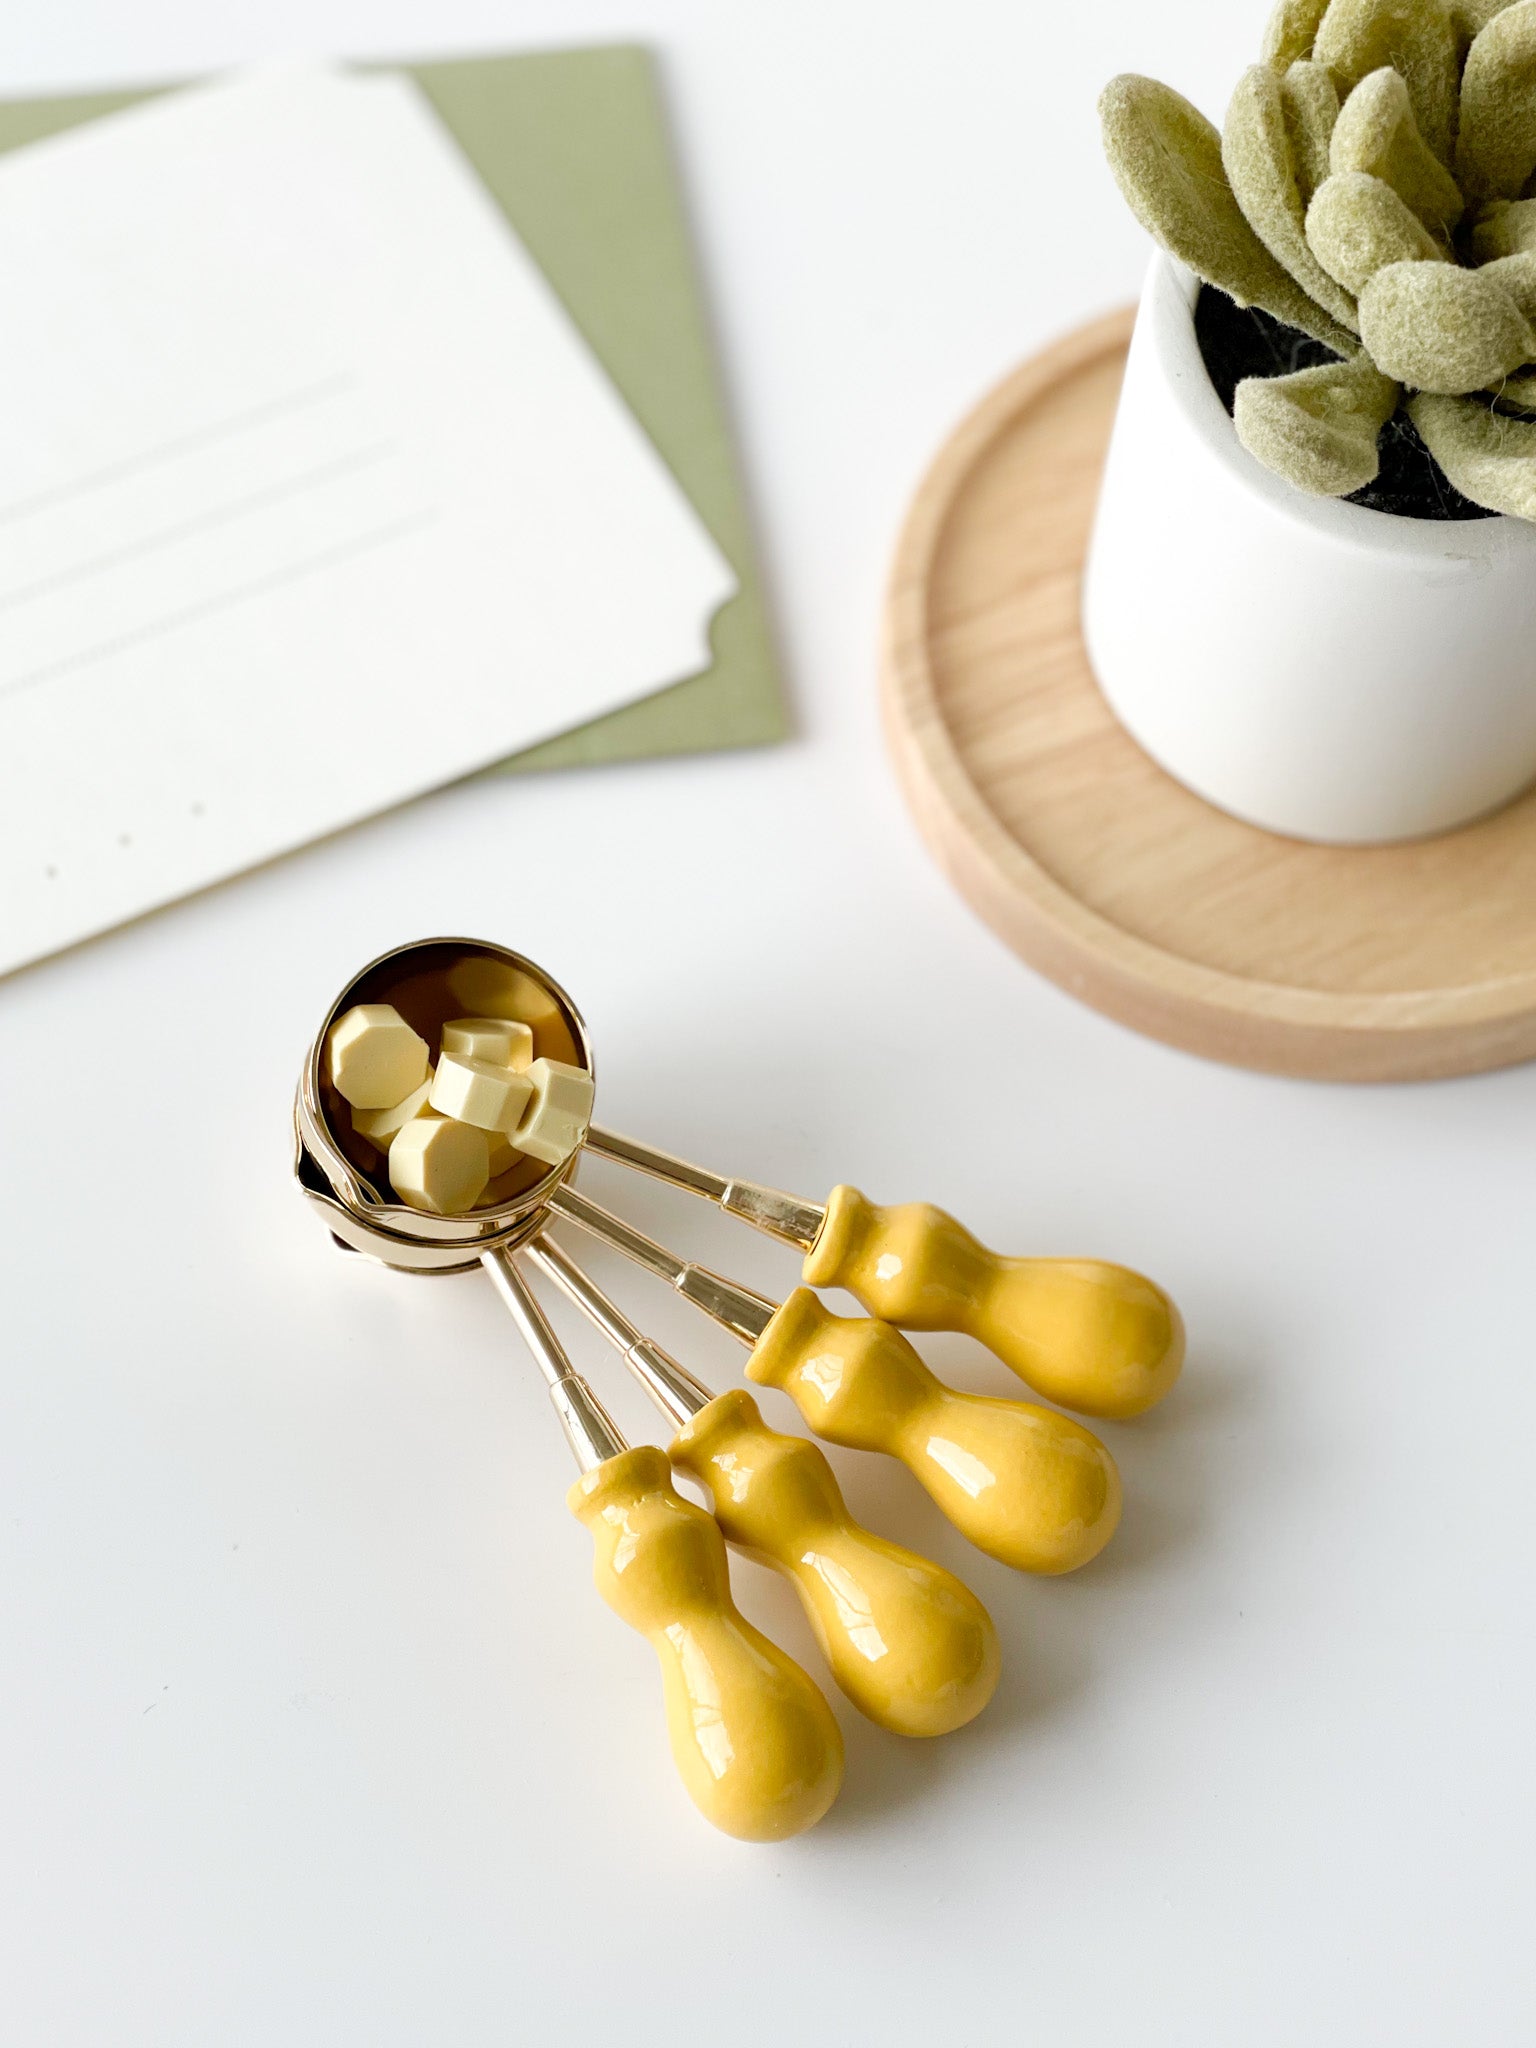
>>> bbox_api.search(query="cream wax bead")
[446,957,563,1036]
[430,1052,534,1135]
[327,1004,430,1109]
[388,1114,491,1215]
[441,1016,534,1070]
[514,1058,595,1166]
[351,1071,433,1147]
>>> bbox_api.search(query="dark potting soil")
[1193,283,1496,521]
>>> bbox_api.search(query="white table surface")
[4,4,1533,2043]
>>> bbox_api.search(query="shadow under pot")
[1082,255,1536,846]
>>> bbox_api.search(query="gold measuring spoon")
[542,1187,1121,1577]
[585,1129,1183,1420]
[524,1237,1000,1737]
[484,1251,842,1842]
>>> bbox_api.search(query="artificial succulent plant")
[1101,0,1536,517]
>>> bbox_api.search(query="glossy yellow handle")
[567,1444,843,1841]
[804,1187,1184,1420]
[670,1389,1000,1737]
[746,1290,1120,1575]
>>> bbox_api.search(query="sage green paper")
[0,47,788,778]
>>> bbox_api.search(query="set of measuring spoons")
[295,938,1185,1841]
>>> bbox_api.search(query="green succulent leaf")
[1479,248,1536,315]
[1410,388,1536,508]
[1469,193,1536,256]
[1264,0,1334,67]
[1314,0,1460,165]
[1224,66,1361,327]
[1330,67,1465,230]
[1306,169,1446,290]
[1358,255,1536,385]
[1234,352,1401,491]
[1457,0,1536,202]
[1100,74,1356,348]
[1449,0,1522,37]
[1280,62,1343,200]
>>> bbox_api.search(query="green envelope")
[0,46,788,776]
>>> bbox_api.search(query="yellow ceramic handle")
[567,1443,843,1841]
[745,1290,1121,1575]
[802,1186,1184,1420]
[670,1389,1000,1738]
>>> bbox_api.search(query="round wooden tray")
[882,306,1536,1082]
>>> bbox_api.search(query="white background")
[3,4,1533,2043]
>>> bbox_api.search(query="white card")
[0,66,736,975]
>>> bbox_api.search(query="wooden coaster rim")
[880,306,1536,1081]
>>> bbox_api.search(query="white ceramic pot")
[1082,254,1536,843]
